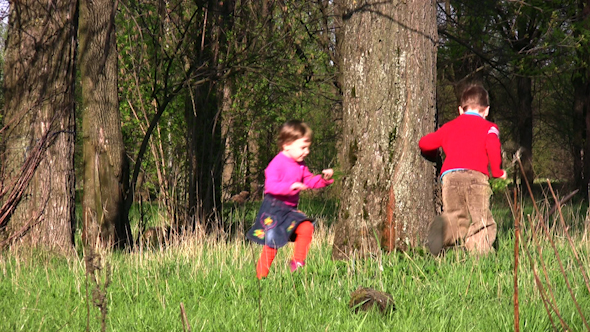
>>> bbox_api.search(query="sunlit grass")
[1,194,590,332]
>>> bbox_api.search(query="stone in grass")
[348,287,395,314]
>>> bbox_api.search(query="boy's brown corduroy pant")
[440,170,496,254]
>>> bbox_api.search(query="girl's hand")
[291,182,308,191]
[322,169,334,180]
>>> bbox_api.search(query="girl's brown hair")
[278,120,312,150]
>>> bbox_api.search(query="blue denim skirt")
[246,194,314,249]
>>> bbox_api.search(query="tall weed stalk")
[84,245,111,332]
[513,157,590,331]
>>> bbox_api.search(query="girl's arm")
[301,165,333,189]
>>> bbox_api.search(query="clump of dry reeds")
[511,156,590,332]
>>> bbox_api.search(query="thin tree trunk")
[517,75,534,187]
[332,0,437,259]
[573,90,584,188]
[221,83,236,201]
[217,1,237,201]
[185,90,199,227]
[574,0,590,197]
[184,0,230,229]
[1,1,77,253]
[80,0,131,249]
[247,124,261,196]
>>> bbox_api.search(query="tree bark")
[185,83,223,228]
[332,0,437,259]
[185,90,199,227]
[184,0,234,229]
[79,0,131,249]
[517,75,534,187]
[1,0,77,253]
[573,0,590,197]
[221,83,236,201]
[508,7,542,188]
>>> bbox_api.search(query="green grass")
[2,198,590,332]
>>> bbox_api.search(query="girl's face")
[282,137,311,162]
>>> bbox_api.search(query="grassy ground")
[2,192,590,332]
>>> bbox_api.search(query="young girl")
[246,120,334,279]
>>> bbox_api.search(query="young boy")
[419,84,507,255]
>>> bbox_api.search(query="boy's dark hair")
[278,120,312,150]
[460,85,489,111]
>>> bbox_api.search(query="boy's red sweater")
[419,113,504,178]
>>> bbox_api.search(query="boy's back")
[419,112,503,179]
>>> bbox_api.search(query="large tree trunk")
[79,0,131,249]
[332,0,437,259]
[185,83,223,229]
[185,0,232,229]
[1,1,77,253]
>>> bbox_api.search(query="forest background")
[0,0,590,331]
[0,0,587,252]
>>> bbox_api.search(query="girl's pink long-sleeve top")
[264,152,333,206]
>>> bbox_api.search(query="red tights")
[256,221,314,279]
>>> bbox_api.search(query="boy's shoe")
[427,215,446,256]
[289,260,305,272]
